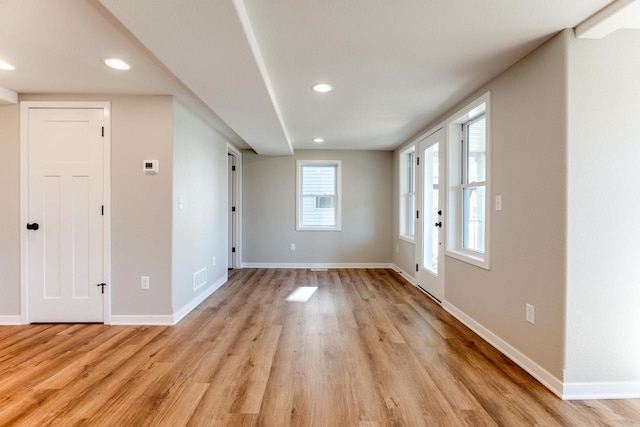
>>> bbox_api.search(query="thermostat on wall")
[143,160,159,175]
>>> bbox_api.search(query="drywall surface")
[565,30,640,384]
[397,30,570,379]
[243,150,393,264]
[172,99,229,313]
[20,94,174,316]
[0,104,21,315]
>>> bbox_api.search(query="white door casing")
[416,126,445,302]
[227,143,242,269]
[21,102,111,323]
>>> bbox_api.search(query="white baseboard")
[391,264,443,304]
[0,315,23,325]
[109,273,228,326]
[443,301,564,399]
[172,273,228,324]
[241,262,393,269]
[391,264,418,286]
[562,381,640,400]
[109,315,175,326]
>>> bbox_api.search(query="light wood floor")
[1,269,639,426]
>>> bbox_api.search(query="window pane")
[315,196,335,209]
[422,143,440,274]
[407,152,415,193]
[302,196,335,226]
[400,149,415,238]
[462,185,485,252]
[301,164,337,227]
[466,116,486,183]
[302,165,335,196]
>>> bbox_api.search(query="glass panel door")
[415,127,445,302]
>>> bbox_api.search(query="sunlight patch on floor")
[285,286,318,302]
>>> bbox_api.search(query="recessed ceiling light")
[103,58,131,70]
[313,138,324,143]
[0,60,15,71]
[312,83,333,93]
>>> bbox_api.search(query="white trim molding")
[391,264,418,287]
[296,160,342,231]
[445,92,492,270]
[0,315,23,325]
[173,273,228,324]
[443,301,564,399]
[562,381,640,400]
[242,263,393,269]
[109,315,175,326]
[227,143,243,269]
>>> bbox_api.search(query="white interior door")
[416,127,445,302]
[27,108,105,322]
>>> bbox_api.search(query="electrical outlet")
[290,243,296,251]
[212,256,216,266]
[526,303,535,324]
[495,195,503,211]
[141,276,150,290]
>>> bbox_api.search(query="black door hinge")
[232,247,236,253]
[97,283,106,294]
[232,206,236,212]
[101,205,104,216]
[417,157,420,166]
[416,210,419,219]
[232,165,236,171]
[416,264,419,272]
[101,127,104,137]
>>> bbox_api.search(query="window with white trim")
[446,92,491,269]
[296,160,342,231]
[399,145,416,241]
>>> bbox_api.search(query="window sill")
[296,226,342,232]
[445,248,490,270]
[399,235,415,244]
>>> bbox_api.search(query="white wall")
[243,150,393,265]
[172,99,230,314]
[393,31,570,381]
[565,30,640,387]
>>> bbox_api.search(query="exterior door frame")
[415,123,446,303]
[227,143,242,269]
[20,101,112,324]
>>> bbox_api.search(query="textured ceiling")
[2,0,616,154]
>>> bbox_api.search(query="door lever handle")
[434,222,442,228]
[26,223,39,231]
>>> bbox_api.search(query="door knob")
[26,223,39,231]
[434,222,442,228]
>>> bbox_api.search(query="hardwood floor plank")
[0,268,638,426]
